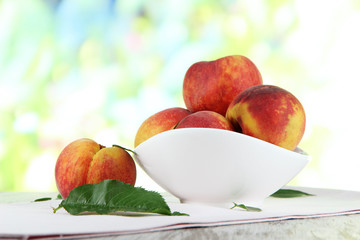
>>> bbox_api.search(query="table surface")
[1,191,360,240]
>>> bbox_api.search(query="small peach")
[134,107,191,147]
[176,110,235,131]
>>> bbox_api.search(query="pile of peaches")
[55,55,306,198]
[135,55,305,151]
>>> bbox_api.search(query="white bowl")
[134,128,310,208]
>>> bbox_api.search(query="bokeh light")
[1,0,360,193]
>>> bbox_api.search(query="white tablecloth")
[1,186,360,239]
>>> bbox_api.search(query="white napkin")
[1,187,360,238]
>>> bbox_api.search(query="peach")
[134,107,191,148]
[183,55,263,116]
[175,110,235,131]
[226,85,306,150]
[55,138,136,198]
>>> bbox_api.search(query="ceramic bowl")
[134,128,310,208]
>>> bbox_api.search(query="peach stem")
[112,144,137,156]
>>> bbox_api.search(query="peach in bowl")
[134,128,310,208]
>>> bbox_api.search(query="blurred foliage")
[0,0,359,192]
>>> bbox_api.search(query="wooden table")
[1,190,360,239]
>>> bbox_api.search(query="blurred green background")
[1,0,360,193]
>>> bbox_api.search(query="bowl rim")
[135,127,310,159]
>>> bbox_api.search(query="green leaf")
[34,197,52,202]
[34,193,63,202]
[53,179,188,216]
[231,203,262,212]
[271,189,314,198]
[56,193,63,200]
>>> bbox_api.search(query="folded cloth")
[1,186,360,238]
